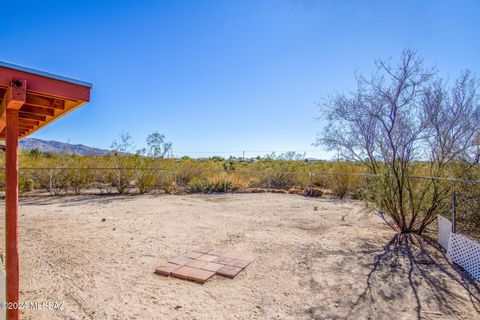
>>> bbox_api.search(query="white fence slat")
[437,215,452,251]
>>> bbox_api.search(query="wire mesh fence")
[0,166,477,240]
[6,167,371,198]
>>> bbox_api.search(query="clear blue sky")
[1,0,479,158]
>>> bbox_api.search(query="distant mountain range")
[20,138,110,156]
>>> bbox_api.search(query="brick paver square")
[169,256,193,266]
[197,254,218,262]
[214,256,236,266]
[154,263,181,276]
[201,262,224,272]
[230,259,251,268]
[155,248,254,283]
[172,266,215,283]
[185,259,207,269]
[217,265,243,279]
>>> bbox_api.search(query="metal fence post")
[451,190,457,234]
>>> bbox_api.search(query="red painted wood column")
[3,81,26,320]
[5,107,20,320]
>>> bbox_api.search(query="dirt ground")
[0,193,479,320]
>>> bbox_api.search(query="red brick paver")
[171,266,216,283]
[197,254,218,262]
[214,256,235,265]
[155,247,254,284]
[201,262,224,272]
[154,263,180,276]
[185,259,207,269]
[217,265,243,279]
[169,256,193,266]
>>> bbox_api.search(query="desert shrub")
[268,170,301,189]
[319,50,480,233]
[164,179,175,194]
[112,169,133,194]
[330,175,350,199]
[208,174,239,192]
[136,168,158,194]
[176,159,217,187]
[227,172,253,190]
[328,173,364,199]
[188,177,213,193]
[19,177,35,193]
[29,169,51,190]
[310,173,328,188]
[68,167,94,194]
[46,168,70,195]
[106,156,136,194]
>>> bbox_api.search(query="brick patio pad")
[154,248,255,284]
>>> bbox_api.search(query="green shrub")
[136,169,158,194]
[188,177,213,193]
[20,178,35,192]
[164,179,175,194]
[68,168,93,194]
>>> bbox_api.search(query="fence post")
[451,190,457,234]
[267,172,272,189]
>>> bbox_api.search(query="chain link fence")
[4,167,369,198]
[0,167,476,240]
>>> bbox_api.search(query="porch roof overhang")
[0,60,92,139]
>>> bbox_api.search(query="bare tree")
[111,131,135,154]
[318,49,480,234]
[146,132,173,158]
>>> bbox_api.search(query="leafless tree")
[318,49,480,234]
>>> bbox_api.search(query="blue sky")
[1,0,479,159]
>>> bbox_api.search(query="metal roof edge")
[0,60,93,88]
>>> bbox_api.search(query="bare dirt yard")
[0,193,479,320]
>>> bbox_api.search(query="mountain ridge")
[19,138,110,156]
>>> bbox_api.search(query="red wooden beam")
[25,94,65,110]
[18,112,46,122]
[0,65,90,102]
[18,105,54,117]
[0,81,26,133]
[5,108,19,320]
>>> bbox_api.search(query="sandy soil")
[0,193,479,320]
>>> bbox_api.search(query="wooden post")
[5,108,19,320]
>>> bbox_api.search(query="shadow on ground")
[304,233,480,320]
[18,194,139,207]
